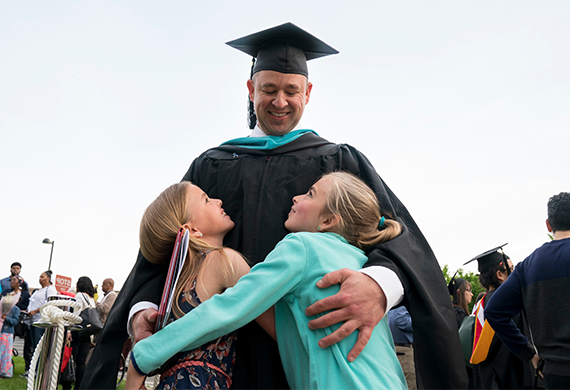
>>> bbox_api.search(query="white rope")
[27,298,83,390]
[27,332,43,390]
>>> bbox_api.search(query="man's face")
[11,265,20,276]
[247,70,313,136]
[102,280,111,293]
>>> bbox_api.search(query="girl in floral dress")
[130,180,275,389]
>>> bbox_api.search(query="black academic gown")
[472,290,536,390]
[455,306,468,329]
[81,132,467,389]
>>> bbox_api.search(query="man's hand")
[305,268,386,362]
[132,308,158,344]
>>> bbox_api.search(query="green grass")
[3,356,128,390]
[0,356,28,390]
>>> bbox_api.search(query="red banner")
[55,274,72,292]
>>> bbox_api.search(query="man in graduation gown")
[82,23,467,390]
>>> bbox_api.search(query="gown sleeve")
[130,234,307,375]
[341,144,469,389]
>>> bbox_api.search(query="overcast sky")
[1,1,568,291]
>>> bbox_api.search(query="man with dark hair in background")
[0,262,28,295]
[486,192,570,389]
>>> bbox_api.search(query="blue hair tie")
[379,216,385,229]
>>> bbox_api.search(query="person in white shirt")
[25,270,57,348]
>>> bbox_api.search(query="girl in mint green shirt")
[127,172,407,390]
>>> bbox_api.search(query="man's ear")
[305,81,313,105]
[247,79,255,102]
[496,269,507,284]
[320,214,340,232]
[546,219,553,233]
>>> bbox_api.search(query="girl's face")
[39,272,49,287]
[187,185,234,240]
[463,284,473,303]
[285,176,333,233]
[10,276,20,291]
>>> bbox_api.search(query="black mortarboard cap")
[464,243,509,272]
[447,272,467,296]
[226,22,339,77]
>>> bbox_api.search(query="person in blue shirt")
[486,192,570,389]
[0,262,28,296]
[388,305,416,389]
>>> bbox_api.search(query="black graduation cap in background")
[447,272,467,296]
[226,22,339,77]
[464,243,509,272]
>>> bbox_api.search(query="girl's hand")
[1,314,6,320]
[125,364,147,390]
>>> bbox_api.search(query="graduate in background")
[465,246,535,389]
[448,276,473,329]
[448,275,474,389]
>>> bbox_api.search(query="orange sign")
[55,274,72,292]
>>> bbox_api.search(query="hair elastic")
[379,216,385,229]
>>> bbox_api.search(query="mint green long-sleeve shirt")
[132,232,406,389]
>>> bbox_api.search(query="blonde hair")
[320,172,402,249]
[139,182,232,319]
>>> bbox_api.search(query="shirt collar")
[249,123,305,138]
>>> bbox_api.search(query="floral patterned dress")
[157,279,238,390]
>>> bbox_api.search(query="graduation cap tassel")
[247,57,257,129]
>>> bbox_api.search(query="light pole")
[43,238,55,271]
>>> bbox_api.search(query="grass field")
[1,356,29,390]
[3,356,127,390]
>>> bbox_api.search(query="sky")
[1,1,568,291]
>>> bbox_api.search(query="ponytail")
[320,172,402,250]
